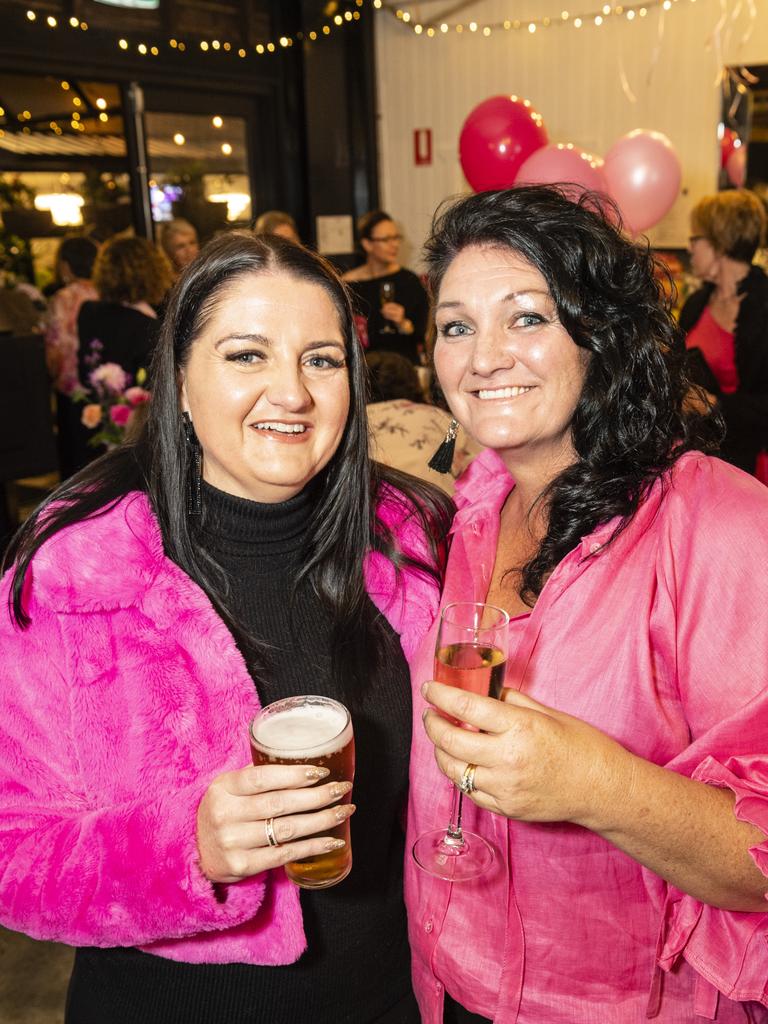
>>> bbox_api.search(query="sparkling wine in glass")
[379,280,396,333]
[412,602,509,882]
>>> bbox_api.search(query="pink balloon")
[515,143,607,197]
[603,130,682,234]
[459,95,548,192]
[726,146,746,188]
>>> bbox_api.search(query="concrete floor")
[0,927,72,1024]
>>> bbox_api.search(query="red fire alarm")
[414,128,432,166]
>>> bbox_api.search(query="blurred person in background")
[681,189,768,477]
[252,210,300,244]
[159,218,200,276]
[366,351,476,494]
[44,235,99,478]
[72,236,172,473]
[344,211,429,366]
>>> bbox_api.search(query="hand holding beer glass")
[250,696,354,888]
[196,695,354,888]
[412,602,509,882]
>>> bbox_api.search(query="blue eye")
[306,354,345,369]
[438,321,472,338]
[516,313,546,328]
[226,351,262,364]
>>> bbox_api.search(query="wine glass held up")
[379,280,397,333]
[412,601,509,882]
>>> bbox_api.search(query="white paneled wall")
[374,0,768,266]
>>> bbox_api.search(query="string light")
[393,0,684,35]
[19,0,379,60]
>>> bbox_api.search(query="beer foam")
[252,703,351,759]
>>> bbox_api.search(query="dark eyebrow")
[436,289,551,313]
[214,335,346,352]
[214,333,270,349]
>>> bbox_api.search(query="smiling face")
[180,270,350,503]
[434,245,589,474]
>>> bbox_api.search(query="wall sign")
[414,128,432,166]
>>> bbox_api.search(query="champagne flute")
[412,601,509,882]
[379,280,396,333]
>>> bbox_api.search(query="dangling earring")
[182,412,202,516]
[428,418,458,474]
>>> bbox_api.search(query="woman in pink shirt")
[406,185,768,1022]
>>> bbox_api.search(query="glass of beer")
[249,695,354,889]
[412,602,509,882]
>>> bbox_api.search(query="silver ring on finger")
[458,762,477,797]
[264,816,280,848]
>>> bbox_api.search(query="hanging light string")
[21,0,382,59]
[388,0,698,37]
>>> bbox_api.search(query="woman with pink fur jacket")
[0,234,452,1023]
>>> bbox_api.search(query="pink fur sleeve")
[0,604,264,948]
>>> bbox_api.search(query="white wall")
[374,0,768,265]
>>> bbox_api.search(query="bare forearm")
[585,751,768,911]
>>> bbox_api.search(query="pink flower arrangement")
[74,354,150,449]
[90,362,129,394]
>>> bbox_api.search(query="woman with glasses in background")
[681,189,768,477]
[344,210,429,366]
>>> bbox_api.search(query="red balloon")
[459,95,548,192]
[515,143,607,197]
[603,129,682,234]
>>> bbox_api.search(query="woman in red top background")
[680,189,768,475]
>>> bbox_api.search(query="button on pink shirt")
[406,449,768,1022]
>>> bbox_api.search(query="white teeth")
[477,386,533,400]
[254,422,307,433]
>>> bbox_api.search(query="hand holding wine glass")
[421,677,639,831]
[412,601,509,881]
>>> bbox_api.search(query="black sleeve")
[402,271,430,348]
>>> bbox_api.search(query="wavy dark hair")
[5,233,452,691]
[424,185,723,604]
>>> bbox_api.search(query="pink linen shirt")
[406,448,768,1022]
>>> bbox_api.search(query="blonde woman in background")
[252,210,300,244]
[159,218,200,275]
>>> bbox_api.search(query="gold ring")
[264,817,280,848]
[458,762,477,796]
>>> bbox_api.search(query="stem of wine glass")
[444,785,465,848]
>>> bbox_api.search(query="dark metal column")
[121,81,153,239]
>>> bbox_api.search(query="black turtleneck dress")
[65,483,419,1024]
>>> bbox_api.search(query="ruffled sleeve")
[649,455,768,1004]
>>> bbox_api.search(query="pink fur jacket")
[0,490,440,964]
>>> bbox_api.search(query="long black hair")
[424,185,722,604]
[5,233,452,688]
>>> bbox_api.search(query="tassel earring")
[428,418,459,474]
[182,412,202,516]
